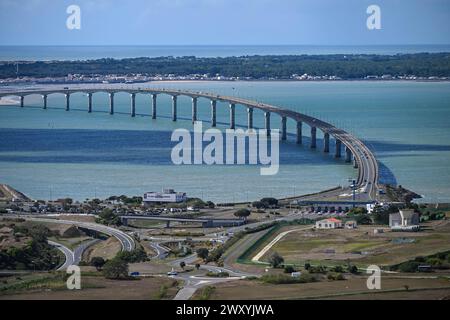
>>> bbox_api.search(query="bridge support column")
[335,139,342,158]
[151,94,157,119]
[345,146,352,163]
[264,111,271,136]
[247,107,253,129]
[20,96,24,108]
[130,93,136,117]
[211,100,217,127]
[166,220,170,228]
[310,127,317,149]
[229,103,235,129]
[42,94,47,109]
[172,96,177,121]
[109,92,114,115]
[87,93,92,113]
[281,116,287,141]
[353,158,358,168]
[192,97,197,123]
[296,121,302,144]
[65,93,70,111]
[323,132,330,153]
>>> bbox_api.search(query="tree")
[179,261,186,270]
[196,248,209,261]
[269,252,284,268]
[252,201,267,209]
[96,208,121,226]
[234,208,251,219]
[102,258,129,279]
[116,247,147,263]
[304,262,311,270]
[90,257,106,271]
[260,197,278,207]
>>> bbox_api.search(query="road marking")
[251,226,311,263]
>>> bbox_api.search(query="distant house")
[315,218,342,229]
[345,220,358,229]
[389,209,420,231]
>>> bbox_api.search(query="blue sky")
[0,0,449,45]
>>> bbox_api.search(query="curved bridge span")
[0,86,379,200]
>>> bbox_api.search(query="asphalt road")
[21,216,135,252]
[48,240,74,271]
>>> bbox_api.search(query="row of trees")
[2,53,449,79]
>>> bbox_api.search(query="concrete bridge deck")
[0,85,379,200]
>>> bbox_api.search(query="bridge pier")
[281,116,287,141]
[247,107,253,129]
[87,93,92,113]
[130,93,136,117]
[229,103,235,129]
[151,94,157,119]
[353,158,359,168]
[192,97,197,123]
[172,96,177,121]
[20,96,24,108]
[264,111,271,136]
[166,220,171,228]
[345,146,352,163]
[42,94,47,109]
[324,132,330,153]
[310,127,317,149]
[211,100,217,127]
[296,121,302,144]
[335,139,342,158]
[109,92,114,115]
[65,93,70,111]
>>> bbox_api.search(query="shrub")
[284,265,296,273]
[102,258,129,279]
[347,265,358,274]
[397,261,420,273]
[234,208,251,219]
[196,248,209,261]
[116,247,147,263]
[268,252,284,268]
[332,265,344,273]
[90,257,106,270]
[261,273,316,284]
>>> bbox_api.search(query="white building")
[315,218,343,229]
[389,209,420,231]
[143,189,187,204]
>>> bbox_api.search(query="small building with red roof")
[315,217,343,229]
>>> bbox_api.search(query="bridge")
[119,215,245,228]
[0,85,379,200]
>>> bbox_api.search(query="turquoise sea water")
[0,81,449,203]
